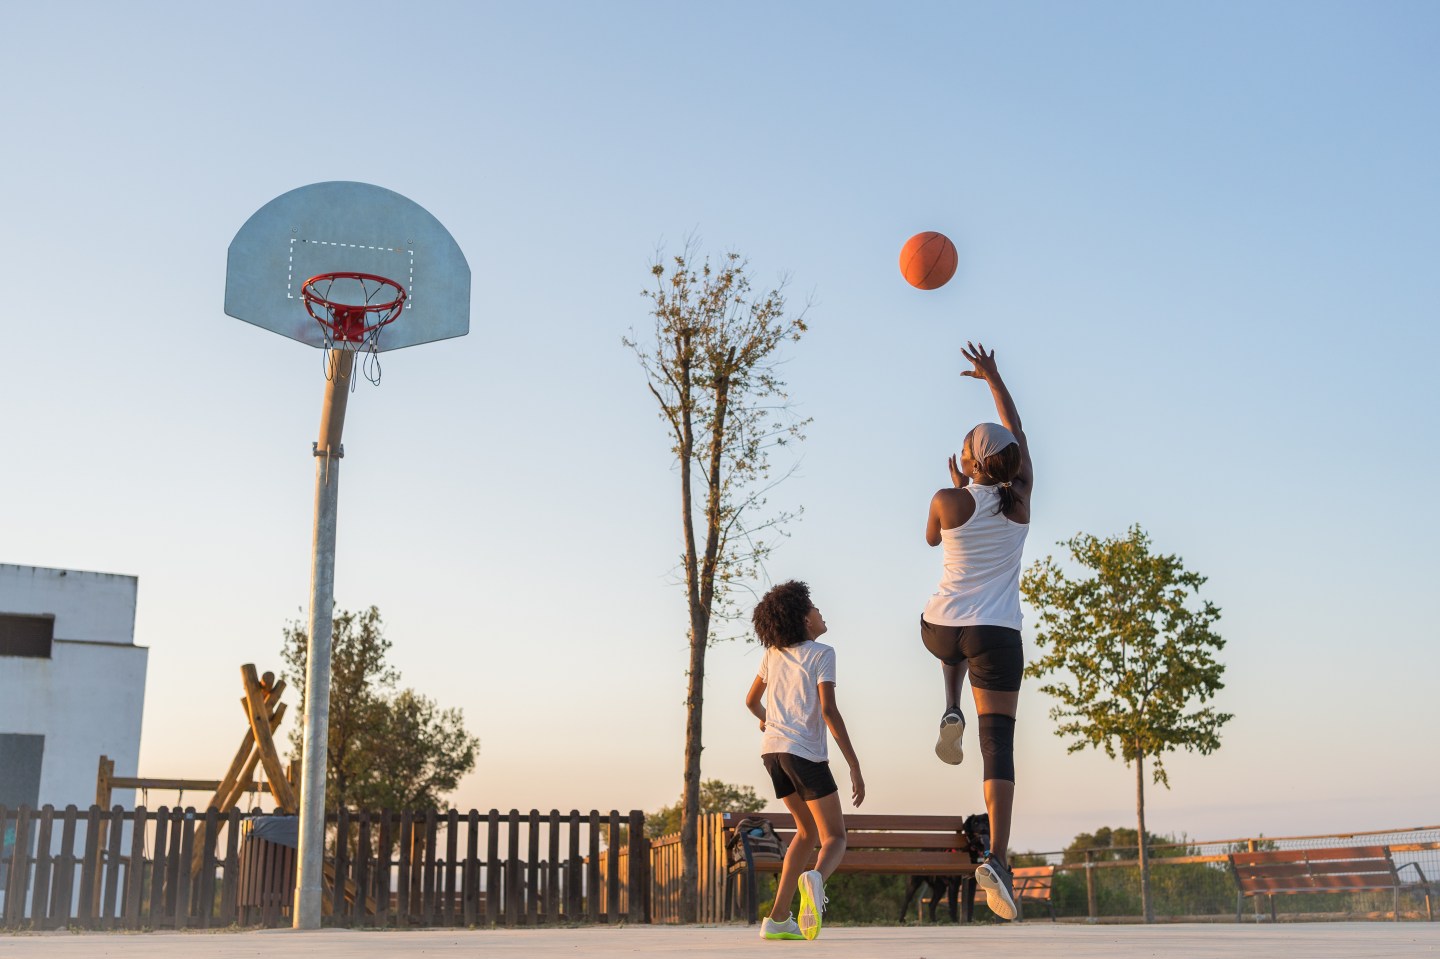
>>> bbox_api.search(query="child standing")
[745,581,865,941]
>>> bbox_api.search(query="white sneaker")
[760,914,804,940]
[797,870,827,940]
[935,708,966,765]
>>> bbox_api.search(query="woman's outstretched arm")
[961,341,1032,488]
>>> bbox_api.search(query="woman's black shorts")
[762,752,838,801]
[919,617,1024,692]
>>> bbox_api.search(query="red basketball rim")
[300,272,407,343]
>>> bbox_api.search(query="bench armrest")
[1396,861,1430,885]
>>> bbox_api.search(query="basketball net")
[300,272,407,386]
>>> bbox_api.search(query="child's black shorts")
[920,616,1024,692]
[762,752,838,802]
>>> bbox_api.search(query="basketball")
[899,231,958,290]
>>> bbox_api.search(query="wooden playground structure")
[97,666,295,807]
[95,665,296,878]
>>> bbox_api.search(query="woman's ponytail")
[982,443,1023,516]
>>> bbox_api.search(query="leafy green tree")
[1054,826,1236,920]
[282,606,479,812]
[645,779,766,839]
[625,245,809,921]
[1063,826,1178,864]
[1022,525,1232,922]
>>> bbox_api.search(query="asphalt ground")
[0,922,1436,959]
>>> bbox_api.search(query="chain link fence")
[755,825,1438,924]
[1017,825,1439,922]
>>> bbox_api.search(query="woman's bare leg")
[943,662,969,712]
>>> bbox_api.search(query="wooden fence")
[0,805,647,929]
[647,813,731,924]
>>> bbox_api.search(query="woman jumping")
[920,341,1032,920]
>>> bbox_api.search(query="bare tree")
[624,244,809,922]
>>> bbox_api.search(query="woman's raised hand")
[961,341,999,381]
[948,454,968,488]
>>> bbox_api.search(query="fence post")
[112,805,137,928]
[1085,849,1097,921]
[627,810,645,924]
[505,809,521,927]
[219,808,240,926]
[30,806,55,930]
[333,807,350,923]
[463,810,479,927]
[173,809,194,930]
[527,809,541,925]
[445,809,460,927]
[606,811,621,924]
[355,812,373,928]
[423,809,438,924]
[376,810,394,929]
[485,809,500,926]
[566,810,581,922]
[124,807,145,929]
[397,810,413,925]
[53,805,78,928]
[545,810,560,924]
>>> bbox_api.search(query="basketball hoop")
[301,272,406,384]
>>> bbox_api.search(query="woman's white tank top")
[922,484,1029,629]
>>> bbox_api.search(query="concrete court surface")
[0,923,1436,959]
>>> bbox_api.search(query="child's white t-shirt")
[758,640,836,763]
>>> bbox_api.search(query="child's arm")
[818,682,865,807]
[745,676,767,730]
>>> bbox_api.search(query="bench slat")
[1293,860,1394,877]
[735,813,970,832]
[1241,875,1400,893]
[772,831,970,850]
[1236,861,1394,880]
[1301,845,1390,861]
[747,851,977,875]
[1233,846,1390,867]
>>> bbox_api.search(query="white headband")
[965,422,1017,461]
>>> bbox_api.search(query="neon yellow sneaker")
[797,870,827,940]
[760,914,804,940]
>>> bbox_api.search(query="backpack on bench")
[728,817,786,865]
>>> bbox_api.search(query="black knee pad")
[977,714,1016,783]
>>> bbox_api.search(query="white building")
[0,564,148,814]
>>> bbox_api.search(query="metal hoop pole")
[294,347,354,929]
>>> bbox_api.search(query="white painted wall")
[0,564,148,810]
[0,564,137,646]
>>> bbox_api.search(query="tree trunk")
[676,356,703,924]
[677,355,731,923]
[678,611,707,922]
[1135,746,1153,923]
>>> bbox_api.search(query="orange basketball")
[899,231,958,290]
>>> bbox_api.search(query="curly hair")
[752,580,813,649]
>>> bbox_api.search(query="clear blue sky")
[3,1,1436,852]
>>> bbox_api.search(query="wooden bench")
[723,812,981,925]
[1229,845,1435,922]
[1012,865,1057,921]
